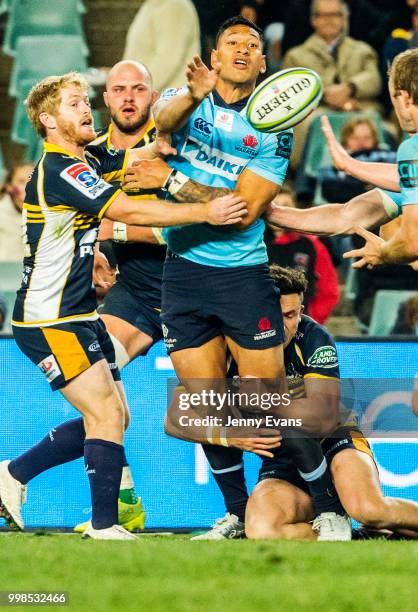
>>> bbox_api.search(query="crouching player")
[196,266,418,541]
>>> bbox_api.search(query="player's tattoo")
[173,179,230,203]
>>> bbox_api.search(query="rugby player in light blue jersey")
[288,48,418,267]
[150,16,294,390]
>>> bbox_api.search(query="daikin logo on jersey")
[183,137,245,179]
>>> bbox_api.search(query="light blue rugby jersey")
[160,87,293,267]
[397,133,418,206]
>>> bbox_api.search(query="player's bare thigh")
[246,478,316,540]
[169,336,227,383]
[101,313,153,360]
[226,336,286,379]
[59,359,125,444]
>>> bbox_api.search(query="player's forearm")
[343,160,400,192]
[279,397,339,435]
[266,204,349,235]
[379,229,418,264]
[172,176,231,203]
[125,200,207,227]
[153,93,202,133]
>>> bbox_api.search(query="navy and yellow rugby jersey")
[284,315,340,399]
[12,142,127,327]
[87,120,165,309]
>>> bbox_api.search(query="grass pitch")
[1,533,417,611]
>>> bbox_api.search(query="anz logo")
[194,117,212,135]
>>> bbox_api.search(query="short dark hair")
[269,264,308,296]
[215,16,264,47]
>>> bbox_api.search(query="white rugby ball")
[246,67,323,132]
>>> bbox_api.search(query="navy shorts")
[99,280,163,350]
[13,318,120,391]
[161,254,285,353]
[258,426,374,493]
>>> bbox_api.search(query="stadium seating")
[303,111,386,180]
[9,35,89,98]
[0,143,5,184]
[368,290,417,336]
[3,0,88,57]
[10,79,36,145]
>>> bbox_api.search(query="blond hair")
[340,117,378,148]
[26,72,89,137]
[389,49,418,104]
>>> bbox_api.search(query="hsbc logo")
[194,117,212,135]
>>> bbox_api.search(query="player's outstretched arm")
[265,189,394,235]
[321,116,400,192]
[153,56,221,133]
[104,191,247,227]
[344,205,418,267]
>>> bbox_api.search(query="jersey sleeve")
[44,156,121,219]
[245,130,293,185]
[86,146,128,184]
[301,320,340,380]
[377,188,403,218]
[160,86,189,101]
[398,137,418,206]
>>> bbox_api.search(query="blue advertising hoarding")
[0,338,417,528]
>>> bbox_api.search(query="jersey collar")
[43,141,85,162]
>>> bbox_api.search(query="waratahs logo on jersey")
[242,134,258,148]
[234,134,259,157]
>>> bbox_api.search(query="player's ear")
[260,54,267,75]
[39,112,56,132]
[211,48,219,69]
[103,90,109,108]
[151,89,159,105]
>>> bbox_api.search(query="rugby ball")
[246,67,323,132]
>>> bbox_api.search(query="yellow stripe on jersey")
[42,327,91,381]
[43,141,85,162]
[12,310,99,327]
[98,188,122,220]
[294,343,305,366]
[101,150,129,184]
[304,373,340,381]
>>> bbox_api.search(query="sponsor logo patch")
[399,160,418,189]
[306,345,338,369]
[274,133,293,159]
[194,117,212,135]
[214,110,234,132]
[60,163,112,199]
[37,354,61,383]
[254,317,276,341]
[242,134,258,148]
[88,341,100,352]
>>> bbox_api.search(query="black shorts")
[100,280,163,350]
[13,318,121,391]
[161,254,284,353]
[258,426,374,493]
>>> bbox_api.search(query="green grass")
[1,534,417,611]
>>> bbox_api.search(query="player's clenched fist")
[186,55,221,102]
[205,194,248,225]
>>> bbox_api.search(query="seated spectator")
[318,117,397,202]
[380,0,418,115]
[0,163,33,262]
[123,0,200,92]
[390,293,418,335]
[265,187,340,323]
[282,0,382,169]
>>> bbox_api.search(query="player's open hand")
[343,226,385,268]
[123,158,171,191]
[93,248,116,288]
[206,194,248,225]
[186,55,221,101]
[321,115,352,173]
[227,435,282,458]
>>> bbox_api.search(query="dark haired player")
[194,266,418,541]
[149,16,294,399]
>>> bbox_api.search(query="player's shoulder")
[296,315,337,353]
[397,134,418,160]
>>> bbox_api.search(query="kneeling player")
[196,266,418,540]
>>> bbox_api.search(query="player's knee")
[246,519,280,540]
[84,393,125,433]
[345,498,387,528]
